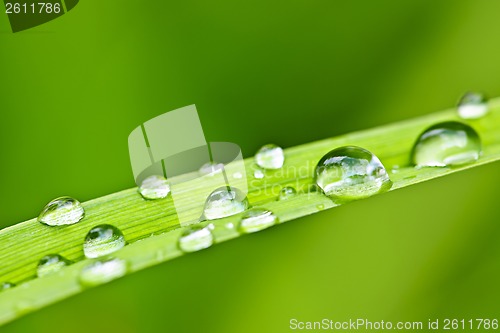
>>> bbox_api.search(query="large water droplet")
[139,175,171,200]
[458,92,488,119]
[178,225,214,253]
[79,258,127,287]
[314,146,392,201]
[38,196,84,226]
[278,186,297,200]
[255,144,285,169]
[83,224,126,259]
[203,186,249,220]
[199,162,224,176]
[1,282,15,291]
[238,208,278,233]
[411,121,482,167]
[37,254,71,277]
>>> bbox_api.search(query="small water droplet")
[254,169,265,179]
[79,258,127,287]
[391,165,400,173]
[1,282,15,291]
[232,172,243,179]
[314,146,392,201]
[411,121,482,167]
[83,224,126,259]
[203,186,249,220]
[238,208,278,233]
[316,204,325,211]
[178,225,214,253]
[38,196,85,226]
[37,254,71,277]
[278,186,297,200]
[458,92,488,119]
[255,144,285,169]
[139,175,171,200]
[199,162,224,176]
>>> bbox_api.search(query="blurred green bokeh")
[1,0,499,332]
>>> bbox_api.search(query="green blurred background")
[1,0,500,332]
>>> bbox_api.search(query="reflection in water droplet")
[411,121,482,167]
[314,146,392,201]
[238,208,278,233]
[139,175,171,200]
[83,224,126,259]
[178,225,214,253]
[203,187,249,220]
[255,144,285,169]
[278,186,297,200]
[458,92,488,119]
[79,258,127,287]
[38,196,85,226]
[37,254,71,277]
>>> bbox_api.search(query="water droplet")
[1,282,15,291]
[255,144,285,169]
[391,165,400,173]
[203,186,249,220]
[199,162,224,176]
[232,172,243,179]
[38,196,85,226]
[83,224,126,259]
[178,225,214,253]
[411,121,482,167]
[37,254,71,277]
[79,258,127,287]
[278,186,297,200]
[238,208,278,233]
[254,169,265,179]
[316,204,325,211]
[458,92,488,119]
[139,175,171,200]
[314,146,392,201]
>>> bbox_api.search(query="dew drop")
[316,204,325,211]
[178,225,214,253]
[238,208,278,233]
[255,144,285,169]
[83,224,126,259]
[203,186,249,220]
[199,162,224,176]
[1,282,15,291]
[458,92,488,119]
[232,172,243,179]
[37,254,71,277]
[139,175,171,200]
[38,196,84,226]
[254,169,265,179]
[411,121,482,167]
[79,258,127,287]
[278,186,297,200]
[314,146,392,201]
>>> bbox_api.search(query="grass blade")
[1,99,500,325]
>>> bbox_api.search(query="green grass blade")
[1,99,500,325]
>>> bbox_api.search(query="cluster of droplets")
[7,92,488,291]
